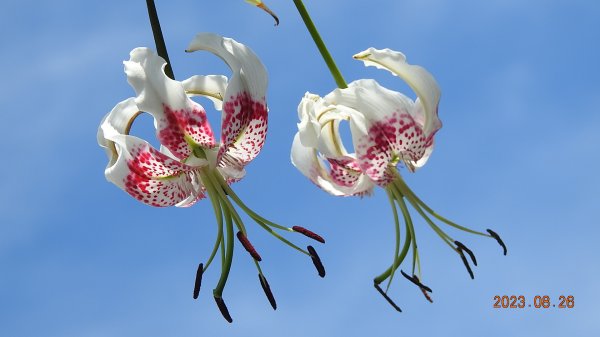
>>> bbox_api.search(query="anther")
[421,288,433,303]
[457,250,474,279]
[307,245,326,277]
[487,229,507,255]
[193,263,203,299]
[455,241,477,266]
[214,296,233,323]
[373,281,402,312]
[236,231,262,261]
[258,274,277,310]
[292,226,325,243]
[400,270,432,293]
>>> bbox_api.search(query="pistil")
[195,165,326,321]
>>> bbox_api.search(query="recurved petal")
[124,48,216,159]
[297,93,323,149]
[182,75,228,111]
[98,97,141,166]
[187,33,268,170]
[105,133,206,207]
[291,133,374,196]
[324,80,431,184]
[353,47,441,137]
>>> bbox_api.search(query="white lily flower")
[99,33,326,322]
[292,47,506,311]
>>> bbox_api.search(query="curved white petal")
[187,33,268,170]
[353,48,442,137]
[291,133,374,196]
[182,74,228,111]
[297,93,323,148]
[98,98,141,167]
[315,105,354,159]
[124,48,216,159]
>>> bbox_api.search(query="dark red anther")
[236,231,262,261]
[455,241,477,266]
[373,281,402,312]
[400,270,432,293]
[214,296,233,323]
[487,229,507,255]
[307,245,325,277]
[292,226,325,243]
[193,263,203,299]
[421,288,433,303]
[258,274,277,310]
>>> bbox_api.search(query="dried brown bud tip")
[373,281,402,312]
[292,226,325,243]
[214,296,233,323]
[455,241,477,266]
[400,270,432,293]
[487,229,507,256]
[258,274,277,310]
[237,231,262,261]
[257,2,280,26]
[458,250,475,279]
[307,245,326,277]
[193,263,203,299]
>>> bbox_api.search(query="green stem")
[394,174,489,237]
[214,197,235,298]
[205,170,248,234]
[145,0,175,79]
[210,170,309,256]
[200,170,224,271]
[384,187,401,292]
[292,0,347,89]
[390,186,421,277]
[211,170,291,232]
[373,187,412,285]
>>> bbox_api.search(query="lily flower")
[292,47,506,310]
[98,33,325,322]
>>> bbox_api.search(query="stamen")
[457,250,474,279]
[455,241,477,266]
[487,229,507,255]
[236,231,262,261]
[307,245,325,277]
[400,270,432,293]
[421,288,433,303]
[193,263,203,299]
[214,296,233,323]
[373,281,402,312]
[258,274,277,310]
[292,226,325,243]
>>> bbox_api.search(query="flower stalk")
[292,0,347,88]
[145,0,174,79]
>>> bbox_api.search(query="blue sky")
[1,0,599,335]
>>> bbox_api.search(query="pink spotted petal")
[107,135,205,207]
[124,48,216,159]
[99,99,206,207]
[324,79,431,185]
[327,157,363,188]
[291,134,374,196]
[186,33,268,169]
